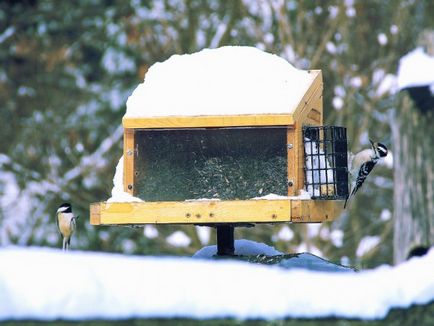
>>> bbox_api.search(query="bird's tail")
[344,195,349,209]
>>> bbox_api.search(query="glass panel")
[135,127,287,201]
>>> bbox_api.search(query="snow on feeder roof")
[125,46,316,118]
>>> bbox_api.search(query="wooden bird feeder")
[90,70,348,255]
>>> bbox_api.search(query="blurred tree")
[0,0,433,268]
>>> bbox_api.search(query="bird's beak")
[369,139,375,148]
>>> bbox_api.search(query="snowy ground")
[0,245,433,321]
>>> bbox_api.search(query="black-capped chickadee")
[344,140,388,208]
[56,203,78,251]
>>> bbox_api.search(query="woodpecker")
[56,203,78,251]
[344,140,388,208]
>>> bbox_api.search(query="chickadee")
[344,140,388,208]
[56,203,78,251]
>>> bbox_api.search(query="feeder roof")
[125,46,316,118]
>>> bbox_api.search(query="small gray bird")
[56,203,78,251]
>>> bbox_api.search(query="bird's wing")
[70,217,77,233]
[351,160,376,196]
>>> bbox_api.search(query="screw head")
[287,144,293,149]
[288,180,294,187]
[127,184,133,190]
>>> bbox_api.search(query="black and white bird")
[344,140,388,208]
[56,203,78,251]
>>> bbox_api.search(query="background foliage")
[1,0,433,268]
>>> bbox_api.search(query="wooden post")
[123,128,135,195]
[216,225,235,256]
[391,95,433,264]
[287,127,299,196]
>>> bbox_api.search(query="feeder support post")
[216,225,235,256]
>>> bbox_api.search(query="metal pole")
[216,225,235,256]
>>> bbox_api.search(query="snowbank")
[125,46,315,117]
[1,246,433,321]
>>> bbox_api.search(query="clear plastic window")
[134,127,287,201]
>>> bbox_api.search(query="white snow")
[193,239,283,258]
[275,225,294,242]
[195,226,211,245]
[144,225,159,239]
[125,46,316,118]
[0,246,433,321]
[380,209,392,222]
[356,236,381,258]
[107,156,143,203]
[390,25,399,35]
[0,26,15,44]
[377,33,388,46]
[166,231,191,247]
[397,47,434,90]
[330,229,344,248]
[376,73,398,97]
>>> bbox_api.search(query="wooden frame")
[90,69,345,226]
[90,199,340,225]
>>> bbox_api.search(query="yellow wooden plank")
[123,129,135,195]
[287,127,297,196]
[293,70,323,124]
[291,200,343,223]
[122,114,295,129]
[92,200,291,225]
[295,122,305,192]
[297,84,323,127]
[90,203,101,225]
[89,199,344,225]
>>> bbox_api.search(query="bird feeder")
[90,48,348,255]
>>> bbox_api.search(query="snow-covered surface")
[107,156,143,203]
[251,190,311,200]
[166,230,191,247]
[194,240,352,273]
[193,239,283,257]
[397,47,434,90]
[0,246,433,321]
[356,236,381,258]
[125,46,316,117]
